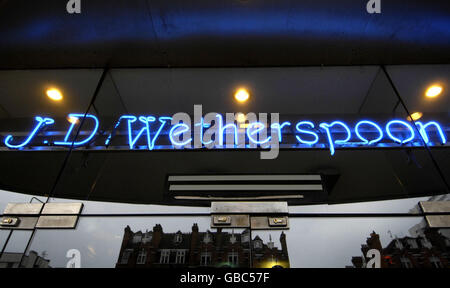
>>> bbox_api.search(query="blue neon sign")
[54,113,99,147]
[319,121,352,156]
[4,116,54,149]
[2,113,448,156]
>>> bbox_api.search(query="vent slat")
[168,175,321,182]
[169,184,323,191]
[167,174,324,204]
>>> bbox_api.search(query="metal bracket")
[0,202,83,230]
[211,215,250,228]
[251,216,289,230]
[1,217,20,227]
[210,202,289,230]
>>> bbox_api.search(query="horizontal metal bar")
[36,216,79,229]
[0,213,434,218]
[211,202,289,214]
[3,203,43,215]
[41,203,83,215]
[0,216,39,230]
[174,195,303,201]
[168,175,321,182]
[420,201,450,213]
[170,184,323,191]
[425,215,450,228]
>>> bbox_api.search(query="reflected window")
[137,250,147,265]
[175,250,186,264]
[228,251,238,266]
[121,249,133,264]
[253,237,263,249]
[160,250,170,264]
[400,257,412,268]
[429,256,442,268]
[407,239,418,249]
[395,240,404,250]
[203,232,212,244]
[132,235,142,244]
[142,233,152,244]
[174,232,183,244]
[200,252,211,266]
[241,230,250,243]
[420,238,432,249]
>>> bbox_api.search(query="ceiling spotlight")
[234,88,250,103]
[407,112,423,121]
[425,85,443,98]
[46,88,63,101]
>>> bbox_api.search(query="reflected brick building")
[116,223,289,268]
[351,229,450,268]
[0,251,50,268]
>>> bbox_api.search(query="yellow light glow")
[234,88,250,103]
[254,260,290,269]
[46,88,63,101]
[236,113,247,123]
[67,115,80,124]
[425,85,443,98]
[239,123,249,129]
[407,112,423,121]
[239,122,263,129]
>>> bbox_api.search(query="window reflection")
[351,228,450,268]
[115,224,290,268]
[0,250,50,268]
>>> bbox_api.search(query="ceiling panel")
[0,0,449,68]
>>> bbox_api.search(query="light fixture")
[407,112,423,121]
[234,88,250,103]
[46,88,63,101]
[425,85,443,98]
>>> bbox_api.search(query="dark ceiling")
[0,0,449,69]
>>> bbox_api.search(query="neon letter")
[386,120,415,144]
[151,117,172,149]
[4,116,54,149]
[355,120,383,145]
[113,115,155,149]
[295,121,319,145]
[194,118,213,146]
[271,122,291,143]
[104,116,126,146]
[217,114,238,147]
[247,122,271,145]
[170,123,192,147]
[415,121,447,144]
[319,121,351,155]
[54,114,99,147]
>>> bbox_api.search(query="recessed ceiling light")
[407,112,423,121]
[425,85,443,98]
[234,88,250,103]
[46,88,63,101]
